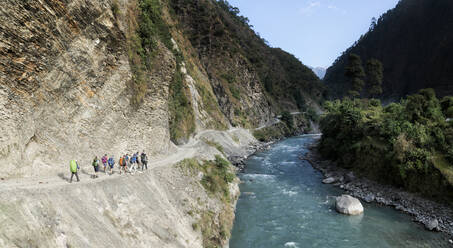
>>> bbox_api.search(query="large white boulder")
[322,177,336,184]
[425,219,439,231]
[336,195,364,215]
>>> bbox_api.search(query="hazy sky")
[227,0,400,68]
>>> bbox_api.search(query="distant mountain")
[309,66,326,79]
[324,0,453,100]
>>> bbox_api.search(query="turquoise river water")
[229,135,448,248]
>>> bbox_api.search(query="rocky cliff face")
[0,0,176,178]
[0,0,323,178]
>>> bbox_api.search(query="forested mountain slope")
[324,0,453,100]
[169,0,325,124]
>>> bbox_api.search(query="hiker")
[119,155,127,174]
[108,155,115,175]
[135,151,141,170]
[101,154,108,173]
[141,151,148,171]
[129,153,137,174]
[125,154,130,169]
[134,152,141,172]
[69,159,80,183]
[92,156,100,178]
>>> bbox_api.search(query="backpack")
[119,157,124,166]
[70,160,78,172]
[141,154,147,163]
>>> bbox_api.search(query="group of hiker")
[69,151,148,183]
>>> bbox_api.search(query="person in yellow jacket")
[69,160,80,183]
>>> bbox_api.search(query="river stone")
[336,195,364,215]
[395,204,404,211]
[344,172,356,183]
[322,177,336,184]
[364,194,375,203]
[425,219,439,231]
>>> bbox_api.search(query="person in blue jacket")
[108,155,115,175]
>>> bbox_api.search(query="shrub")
[111,0,120,17]
[306,107,319,122]
[203,139,225,155]
[281,111,293,129]
[229,85,241,100]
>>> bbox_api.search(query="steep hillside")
[324,0,453,100]
[168,0,325,124]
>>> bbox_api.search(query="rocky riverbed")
[304,141,453,243]
[229,141,274,171]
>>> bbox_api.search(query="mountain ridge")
[323,0,453,100]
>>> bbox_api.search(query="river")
[229,135,447,248]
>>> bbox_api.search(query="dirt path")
[0,129,231,193]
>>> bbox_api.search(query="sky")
[227,0,400,68]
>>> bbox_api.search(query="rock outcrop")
[335,195,364,215]
[322,177,336,184]
[425,219,439,232]
[0,0,175,179]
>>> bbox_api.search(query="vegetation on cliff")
[168,62,196,143]
[324,0,453,100]
[179,156,237,247]
[127,0,173,106]
[319,89,453,202]
[128,0,197,143]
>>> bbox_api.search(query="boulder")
[336,195,364,215]
[364,194,375,203]
[395,205,404,211]
[425,219,439,231]
[322,177,336,184]
[344,172,356,183]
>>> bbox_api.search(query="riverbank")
[303,137,453,242]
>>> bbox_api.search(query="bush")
[221,73,235,84]
[229,85,241,100]
[111,0,120,17]
[306,107,319,122]
[203,139,225,155]
[281,111,293,129]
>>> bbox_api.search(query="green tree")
[281,111,294,129]
[366,58,384,97]
[345,53,366,98]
